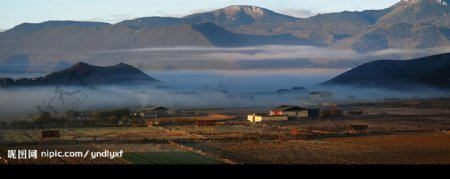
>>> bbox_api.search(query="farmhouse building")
[270,105,309,119]
[247,114,288,123]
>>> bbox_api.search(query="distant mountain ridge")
[2,2,450,71]
[0,21,109,41]
[3,2,450,50]
[323,53,450,90]
[0,62,159,87]
[184,5,298,27]
[116,17,193,28]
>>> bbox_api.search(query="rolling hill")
[0,62,159,87]
[322,53,450,90]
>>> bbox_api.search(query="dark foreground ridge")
[0,62,160,87]
[322,52,450,90]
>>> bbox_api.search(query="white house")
[247,114,288,123]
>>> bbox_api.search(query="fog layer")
[1,70,449,119]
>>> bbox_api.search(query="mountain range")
[323,52,450,90]
[0,62,159,87]
[1,0,450,72]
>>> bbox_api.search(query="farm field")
[0,127,196,144]
[204,132,450,164]
[123,151,223,164]
[155,114,237,123]
[1,99,450,164]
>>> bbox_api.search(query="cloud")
[99,45,364,64]
[100,45,450,61]
[197,45,361,62]
[209,68,344,76]
[95,45,450,71]
[2,79,449,118]
[368,46,450,57]
[0,85,231,117]
[278,8,318,18]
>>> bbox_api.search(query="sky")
[0,0,400,31]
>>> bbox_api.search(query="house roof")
[272,105,307,111]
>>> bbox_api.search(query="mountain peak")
[376,0,450,25]
[436,0,449,5]
[68,62,93,76]
[399,0,448,5]
[71,62,91,69]
[223,5,265,18]
[184,5,297,27]
[113,62,133,68]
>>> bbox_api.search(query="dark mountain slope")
[0,62,159,87]
[323,53,450,90]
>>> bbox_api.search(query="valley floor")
[1,99,450,164]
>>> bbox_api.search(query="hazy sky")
[0,0,399,31]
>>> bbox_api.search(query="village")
[19,90,365,132]
[1,92,450,164]
[129,91,366,134]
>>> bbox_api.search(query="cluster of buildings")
[248,105,319,123]
[247,91,343,123]
[247,102,350,123]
